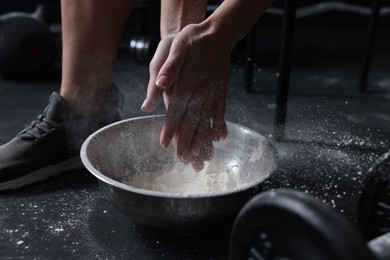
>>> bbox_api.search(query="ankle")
[60,84,113,115]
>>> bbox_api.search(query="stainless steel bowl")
[80,115,278,229]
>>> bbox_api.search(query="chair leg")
[359,0,381,93]
[244,30,256,92]
[273,0,296,141]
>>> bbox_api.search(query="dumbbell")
[358,150,390,240]
[119,36,158,63]
[0,3,57,80]
[128,37,158,63]
[126,0,159,63]
[230,188,390,260]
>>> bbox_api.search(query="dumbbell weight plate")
[358,150,390,240]
[230,189,375,260]
[0,14,56,79]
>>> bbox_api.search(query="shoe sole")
[0,157,84,191]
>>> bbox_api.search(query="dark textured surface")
[1,10,390,260]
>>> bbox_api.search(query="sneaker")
[0,86,123,190]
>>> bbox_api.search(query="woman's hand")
[142,23,231,171]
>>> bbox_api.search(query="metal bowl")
[80,115,278,229]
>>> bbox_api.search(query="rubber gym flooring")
[0,12,389,259]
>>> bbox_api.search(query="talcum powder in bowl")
[81,115,278,229]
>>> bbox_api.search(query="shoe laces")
[19,115,62,140]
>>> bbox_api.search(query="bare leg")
[59,0,135,114]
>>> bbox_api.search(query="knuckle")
[149,59,159,71]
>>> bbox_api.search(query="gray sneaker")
[0,88,122,190]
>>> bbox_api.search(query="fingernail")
[181,156,189,165]
[141,99,148,111]
[156,75,168,89]
[192,150,200,157]
[161,140,169,149]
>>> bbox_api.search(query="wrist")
[200,0,274,50]
[160,1,207,39]
[197,18,237,52]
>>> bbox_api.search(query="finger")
[172,131,179,147]
[211,93,228,141]
[141,83,163,112]
[201,138,214,162]
[212,119,228,141]
[190,99,214,157]
[175,100,201,162]
[191,157,205,172]
[190,117,211,158]
[158,38,190,149]
[141,39,173,112]
[190,137,213,172]
[172,131,191,165]
[160,96,187,149]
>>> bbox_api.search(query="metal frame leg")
[244,30,255,92]
[273,0,296,141]
[360,0,381,93]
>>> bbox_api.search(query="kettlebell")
[0,3,57,80]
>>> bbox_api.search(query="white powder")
[126,162,241,195]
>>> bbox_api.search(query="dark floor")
[1,10,390,260]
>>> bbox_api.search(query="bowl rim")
[80,114,278,198]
